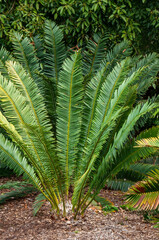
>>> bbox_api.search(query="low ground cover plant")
[0,21,158,218]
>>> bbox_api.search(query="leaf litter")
[0,177,158,240]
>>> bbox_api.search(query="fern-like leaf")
[57,52,83,194]
[125,169,159,210]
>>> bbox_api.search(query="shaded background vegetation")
[0,0,159,54]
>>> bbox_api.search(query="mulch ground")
[0,177,159,240]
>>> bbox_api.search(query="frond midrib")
[13,36,32,78]
[66,59,76,194]
[47,21,58,84]
[102,59,128,122]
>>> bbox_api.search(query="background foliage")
[0,0,159,53]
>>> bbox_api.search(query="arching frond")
[128,53,159,95]
[136,137,159,149]
[100,85,137,158]
[100,41,132,74]
[0,73,34,137]
[103,126,159,193]
[10,31,44,92]
[107,163,159,192]
[0,133,41,187]
[83,34,108,78]
[79,102,158,211]
[0,47,13,78]
[109,126,159,177]
[125,169,159,210]
[57,52,83,194]
[44,20,66,84]
[43,20,66,127]
[78,58,131,164]
[33,35,45,64]
[0,181,37,204]
[33,193,47,216]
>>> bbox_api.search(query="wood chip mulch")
[0,177,159,240]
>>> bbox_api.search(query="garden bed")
[0,177,158,240]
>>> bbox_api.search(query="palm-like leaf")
[57,52,83,195]
[0,47,13,78]
[136,137,159,149]
[125,169,159,210]
[125,131,159,210]
[11,32,42,85]
[83,34,108,77]
[44,20,66,84]
[108,163,159,192]
[43,20,66,129]
[107,126,159,191]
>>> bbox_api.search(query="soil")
[0,177,159,240]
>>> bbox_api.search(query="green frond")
[0,74,34,137]
[0,67,62,206]
[0,47,13,78]
[128,53,159,95]
[107,179,135,192]
[77,64,114,165]
[72,106,125,208]
[109,126,159,177]
[122,163,159,182]
[83,68,144,169]
[0,185,37,204]
[107,163,159,192]
[0,181,30,190]
[10,31,44,90]
[72,66,152,211]
[6,60,52,130]
[0,127,60,210]
[103,67,147,123]
[43,20,66,126]
[0,75,49,179]
[44,20,66,84]
[0,133,41,187]
[77,104,158,213]
[33,193,47,216]
[129,163,159,175]
[5,60,57,164]
[78,58,132,164]
[105,127,159,193]
[83,34,108,78]
[57,52,83,194]
[92,59,134,131]
[0,111,55,190]
[100,85,137,158]
[33,35,45,64]
[125,169,159,210]
[100,41,132,73]
[90,102,157,192]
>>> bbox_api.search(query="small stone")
[67,221,71,224]
[82,225,87,231]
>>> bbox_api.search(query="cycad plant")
[0,20,158,218]
[125,136,159,210]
